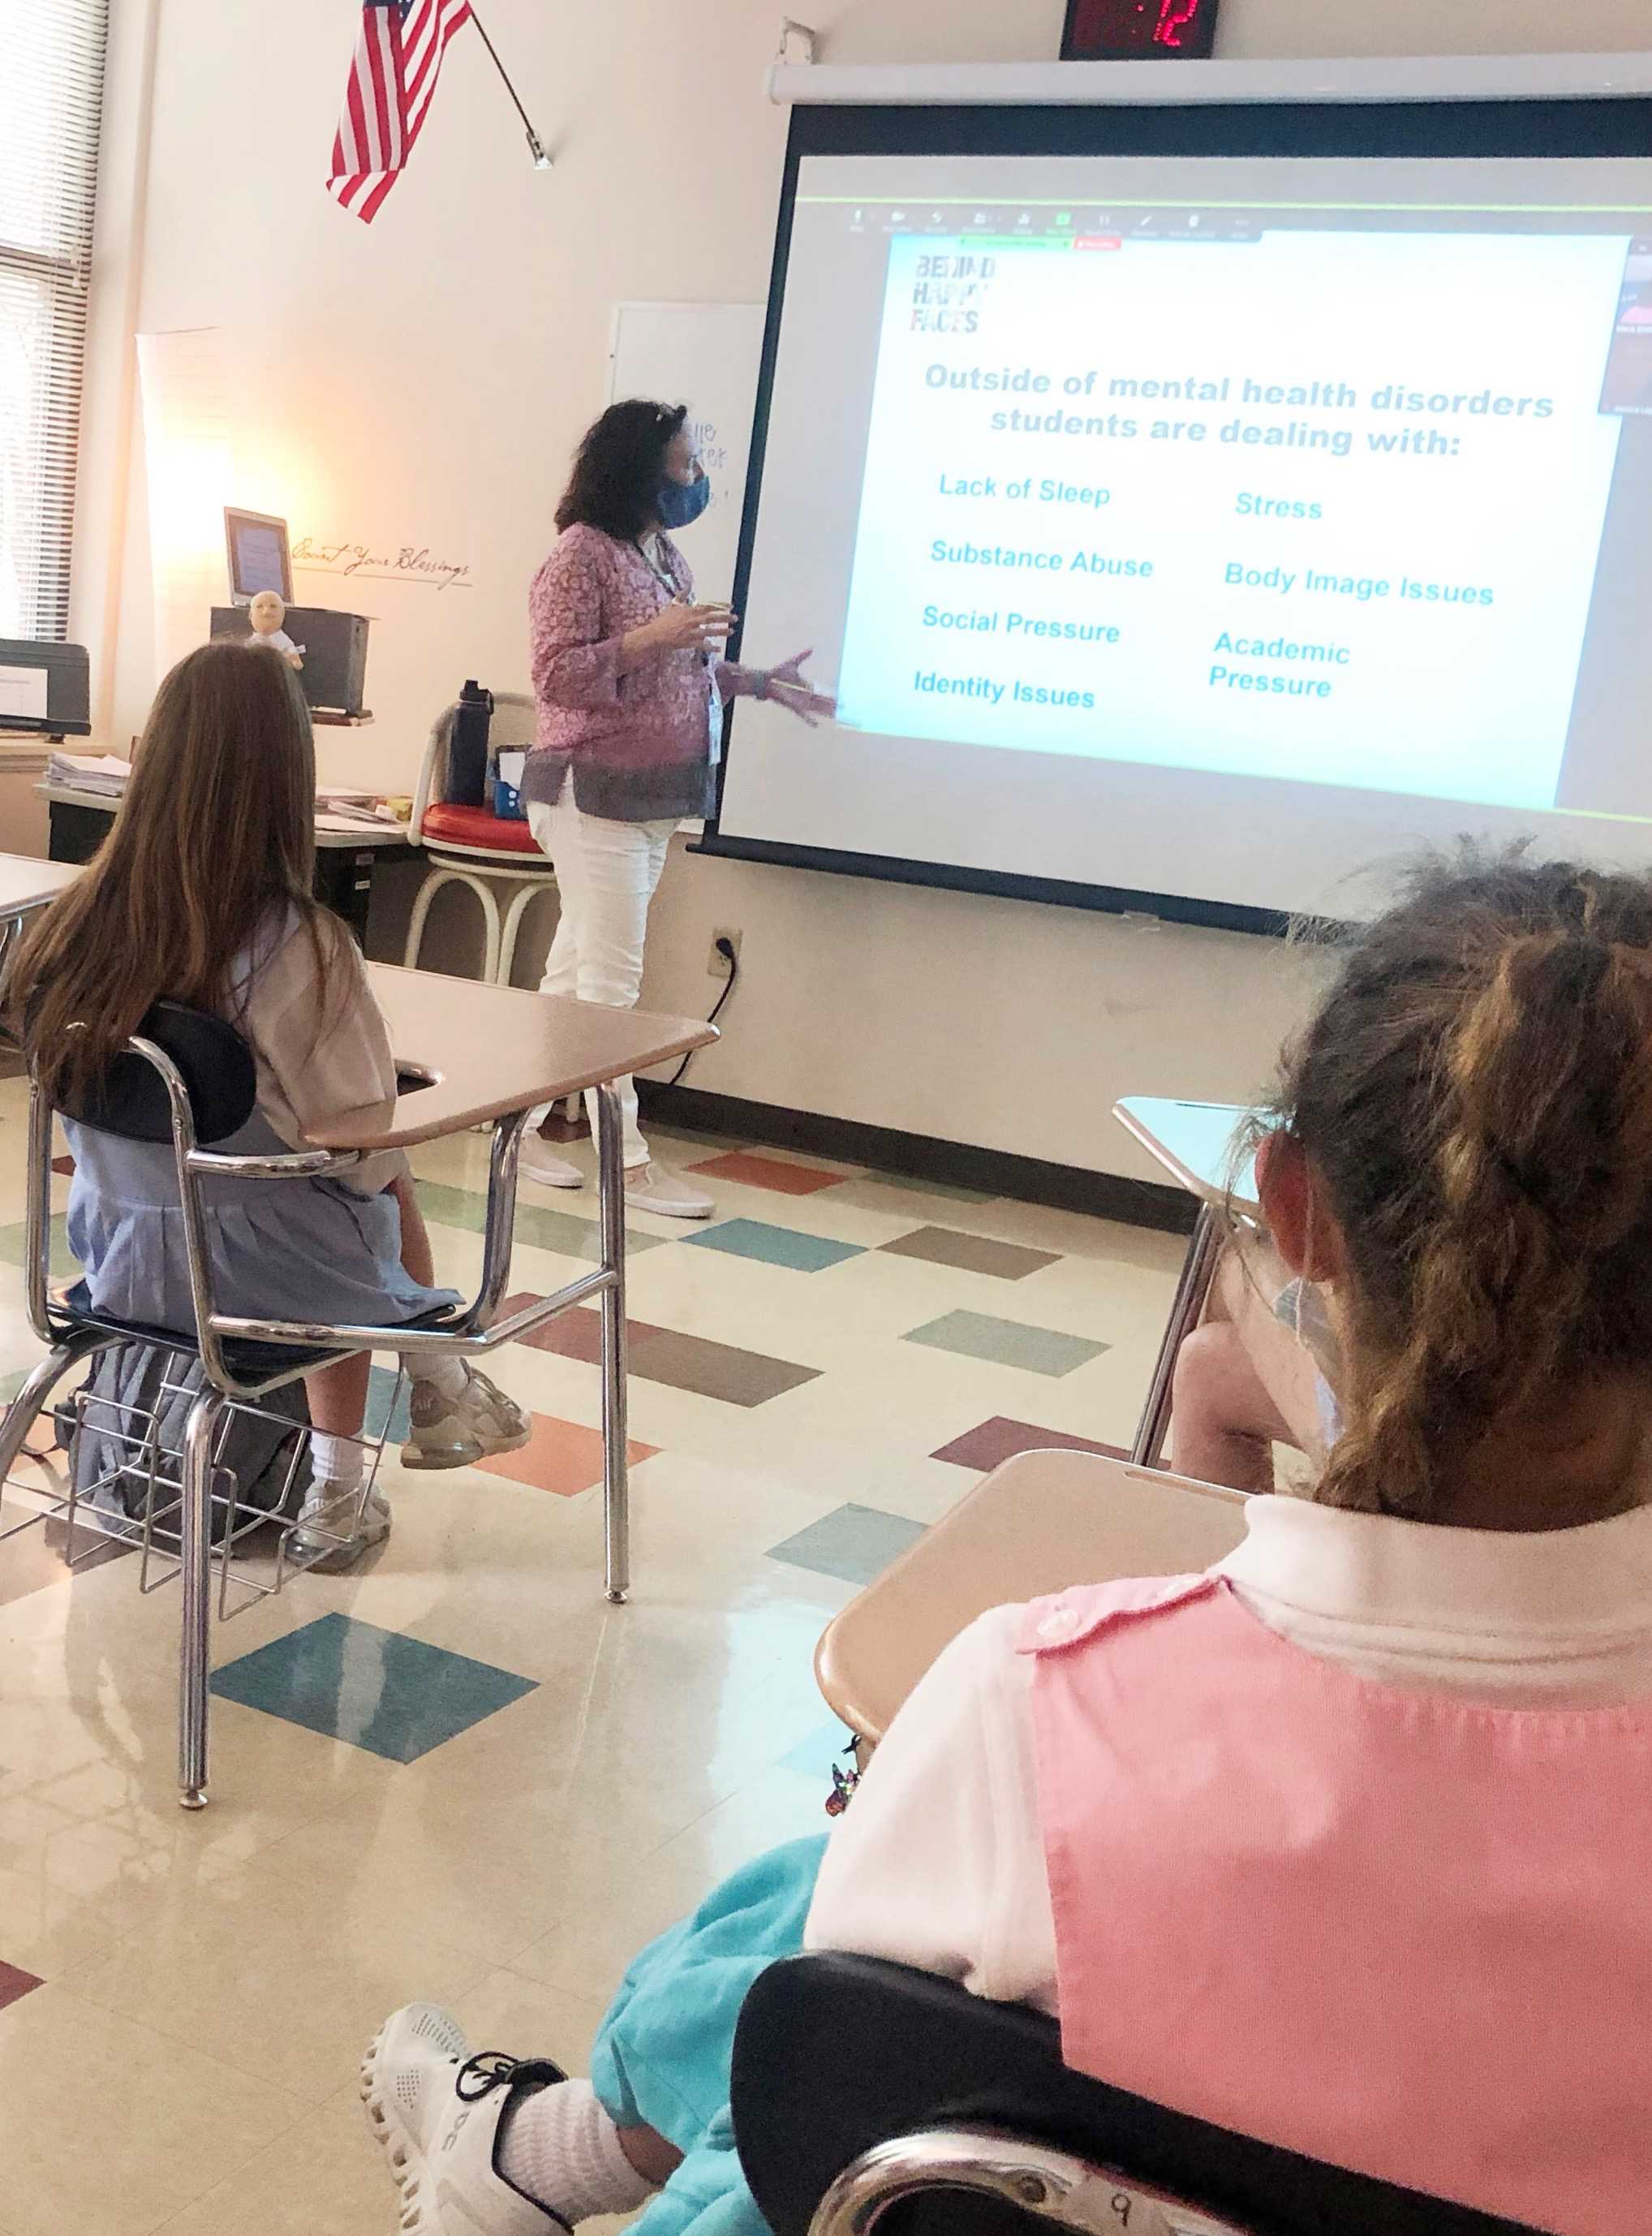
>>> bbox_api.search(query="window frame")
[0,0,110,643]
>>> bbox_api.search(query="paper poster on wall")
[608,301,764,604]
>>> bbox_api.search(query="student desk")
[41,782,416,947]
[1,905,707,1592]
[0,851,81,987]
[295,964,716,1600]
[815,1449,1248,1755]
[1113,1096,1256,1468]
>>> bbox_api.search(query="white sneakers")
[521,1149,716,1220]
[291,1483,391,1573]
[362,2003,570,2235]
[623,1163,715,1220]
[519,1148,583,1191]
[402,1368,531,1472]
[288,1368,530,1572]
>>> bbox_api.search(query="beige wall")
[78,0,1650,1182]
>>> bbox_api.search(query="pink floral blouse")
[527,522,759,823]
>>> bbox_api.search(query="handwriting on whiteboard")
[684,417,729,475]
[291,535,473,590]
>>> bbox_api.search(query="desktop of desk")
[817,1450,1249,1751]
[1114,1096,1258,1217]
[314,965,716,1151]
[0,852,83,1006]
[41,785,416,947]
[0,851,80,921]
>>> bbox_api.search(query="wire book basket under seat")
[2,1362,407,1622]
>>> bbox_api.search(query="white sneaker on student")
[520,1147,584,1190]
[291,1483,390,1573]
[624,1162,715,1220]
[362,2003,570,2235]
[402,1367,531,1471]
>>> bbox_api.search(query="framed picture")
[1060,0,1221,59]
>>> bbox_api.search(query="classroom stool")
[406,691,558,985]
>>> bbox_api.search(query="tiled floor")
[0,1084,1183,2234]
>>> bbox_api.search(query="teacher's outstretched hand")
[759,648,835,728]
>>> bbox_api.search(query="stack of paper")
[46,752,130,795]
[316,796,406,834]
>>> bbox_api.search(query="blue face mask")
[657,469,712,532]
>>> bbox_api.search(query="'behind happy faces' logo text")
[910,251,997,336]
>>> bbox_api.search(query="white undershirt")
[804,1495,1652,2011]
[637,531,720,765]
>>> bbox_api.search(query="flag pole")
[467,5,553,167]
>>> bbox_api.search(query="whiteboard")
[607,300,764,605]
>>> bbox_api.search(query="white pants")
[529,785,677,1169]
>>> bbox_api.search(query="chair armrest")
[185,1146,366,1182]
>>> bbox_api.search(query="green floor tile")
[415,1179,668,1259]
[902,1308,1107,1378]
[0,1214,76,1281]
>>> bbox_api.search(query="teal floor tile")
[684,1218,865,1273]
[780,1720,859,1783]
[767,1503,926,1586]
[902,1308,1108,1378]
[210,1612,536,1763]
[415,1179,668,1260]
[363,1364,411,1444]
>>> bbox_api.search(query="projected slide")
[724,146,1652,921]
[835,225,1624,812]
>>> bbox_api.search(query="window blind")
[0,0,110,642]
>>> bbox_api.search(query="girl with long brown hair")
[9,641,527,1567]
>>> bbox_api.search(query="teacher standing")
[521,399,832,1217]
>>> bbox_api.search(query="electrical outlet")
[708,926,742,979]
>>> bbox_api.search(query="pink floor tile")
[475,1410,658,1497]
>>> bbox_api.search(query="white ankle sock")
[497,2075,654,2224]
[310,1433,364,1490]
[409,1355,469,1402]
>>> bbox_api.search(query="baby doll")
[246,590,304,669]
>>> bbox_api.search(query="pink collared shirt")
[1022,1570,1652,2232]
[807,1496,1652,2235]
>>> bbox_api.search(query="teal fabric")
[591,1835,827,2236]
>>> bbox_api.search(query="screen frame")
[699,84,1652,937]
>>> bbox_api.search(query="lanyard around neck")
[635,532,682,600]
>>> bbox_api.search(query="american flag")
[327,0,474,225]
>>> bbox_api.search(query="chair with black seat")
[0,1000,453,1812]
[730,1954,1548,2236]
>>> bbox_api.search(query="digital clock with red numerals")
[1060,0,1221,58]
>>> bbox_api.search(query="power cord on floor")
[665,937,739,1086]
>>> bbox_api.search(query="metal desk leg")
[179,1390,226,1810]
[595,1081,630,1604]
[1129,1204,1224,1471]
